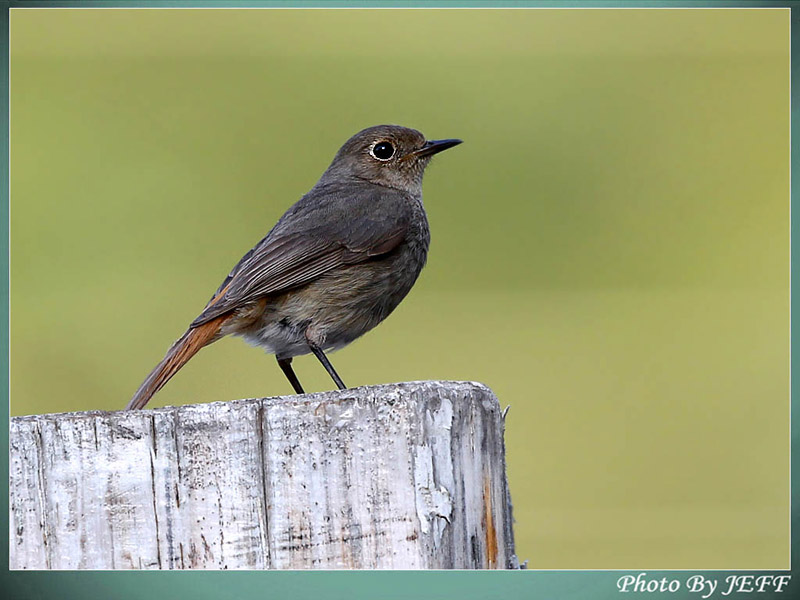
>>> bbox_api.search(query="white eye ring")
[369,141,395,161]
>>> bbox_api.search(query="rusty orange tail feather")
[126,314,231,410]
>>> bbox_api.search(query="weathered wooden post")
[10,381,517,569]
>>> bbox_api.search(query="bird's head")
[321,125,462,194]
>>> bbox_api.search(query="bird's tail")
[126,314,231,410]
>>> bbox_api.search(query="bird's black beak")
[404,138,463,160]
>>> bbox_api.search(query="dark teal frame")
[1,2,794,598]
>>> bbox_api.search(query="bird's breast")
[234,216,429,359]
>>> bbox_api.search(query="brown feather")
[126,313,231,410]
[190,186,413,328]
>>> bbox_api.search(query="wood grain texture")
[10,381,517,570]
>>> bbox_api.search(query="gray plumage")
[127,125,461,410]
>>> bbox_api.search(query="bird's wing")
[191,188,411,327]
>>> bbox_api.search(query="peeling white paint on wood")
[10,381,517,570]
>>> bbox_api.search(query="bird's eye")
[370,141,395,161]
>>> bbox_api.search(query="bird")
[126,125,462,410]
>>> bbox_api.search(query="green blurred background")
[10,8,789,568]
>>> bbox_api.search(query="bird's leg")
[305,336,347,390]
[277,356,305,394]
[308,343,347,390]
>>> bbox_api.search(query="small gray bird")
[127,125,461,410]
